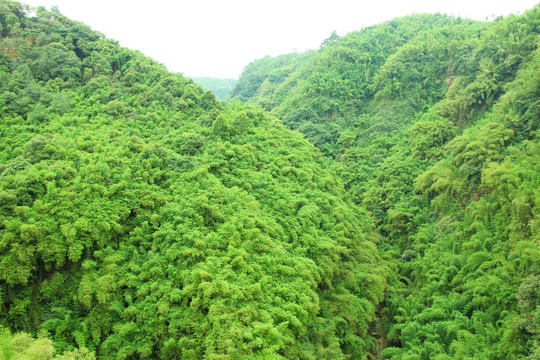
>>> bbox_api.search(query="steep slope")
[229,51,316,108]
[0,1,387,359]
[230,14,489,157]
[232,7,540,360]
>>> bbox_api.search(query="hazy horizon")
[20,0,540,78]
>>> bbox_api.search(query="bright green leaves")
[0,4,386,357]
[0,326,96,360]
[221,5,540,359]
[389,68,539,360]
[2,1,538,359]
[31,42,82,82]
[212,114,231,140]
[409,112,456,160]
[415,121,514,212]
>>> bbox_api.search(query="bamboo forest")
[0,1,538,359]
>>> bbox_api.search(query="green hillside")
[1,0,539,359]
[0,1,387,359]
[231,8,540,360]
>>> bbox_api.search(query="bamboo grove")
[1,1,539,359]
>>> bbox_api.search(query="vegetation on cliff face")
[1,0,539,359]
[231,7,539,359]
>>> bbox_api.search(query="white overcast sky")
[20,0,539,79]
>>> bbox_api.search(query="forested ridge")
[0,1,387,359]
[231,6,540,359]
[0,0,538,359]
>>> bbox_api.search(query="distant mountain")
[192,77,237,100]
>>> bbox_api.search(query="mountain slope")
[0,1,387,359]
[232,7,540,360]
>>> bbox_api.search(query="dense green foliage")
[1,1,539,359]
[192,77,236,101]
[0,326,95,359]
[232,7,540,360]
[0,1,388,359]
[229,51,316,107]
